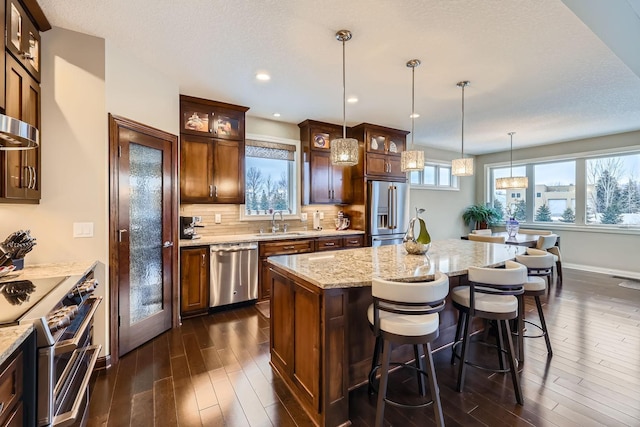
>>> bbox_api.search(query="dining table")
[462,231,560,248]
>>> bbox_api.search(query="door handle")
[118,229,128,242]
[163,241,174,248]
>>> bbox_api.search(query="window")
[487,150,640,229]
[243,139,298,217]
[491,166,527,221]
[534,161,576,223]
[409,162,458,190]
[586,154,640,226]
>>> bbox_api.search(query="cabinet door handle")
[348,240,359,244]
[283,245,295,250]
[22,51,34,60]
[202,253,206,266]
[209,185,214,197]
[30,166,36,189]
[22,166,29,188]
[324,242,335,247]
[214,186,218,197]
[328,189,331,199]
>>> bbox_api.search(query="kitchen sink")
[255,232,304,237]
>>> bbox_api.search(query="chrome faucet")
[272,211,283,233]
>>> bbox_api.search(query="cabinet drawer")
[343,235,364,248]
[315,237,343,252]
[0,351,23,426]
[260,239,314,257]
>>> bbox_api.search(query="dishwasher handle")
[211,244,258,253]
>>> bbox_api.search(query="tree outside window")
[587,155,640,225]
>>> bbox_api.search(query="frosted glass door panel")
[129,143,163,324]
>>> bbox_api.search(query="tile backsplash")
[180,204,352,238]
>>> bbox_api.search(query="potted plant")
[462,204,501,230]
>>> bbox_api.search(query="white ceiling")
[37,0,640,154]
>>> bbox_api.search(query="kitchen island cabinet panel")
[270,271,294,376]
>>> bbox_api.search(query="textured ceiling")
[37,0,640,154]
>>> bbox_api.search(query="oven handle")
[55,296,102,355]
[52,344,101,427]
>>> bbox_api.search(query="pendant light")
[451,81,473,176]
[495,132,528,189]
[330,30,359,166]
[401,59,425,172]
[0,114,39,150]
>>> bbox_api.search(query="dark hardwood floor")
[86,269,640,426]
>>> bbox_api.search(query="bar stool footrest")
[451,338,519,374]
[368,362,436,409]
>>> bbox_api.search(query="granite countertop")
[179,229,365,247]
[0,261,98,283]
[0,324,33,366]
[267,238,527,290]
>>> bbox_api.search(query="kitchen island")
[266,239,527,427]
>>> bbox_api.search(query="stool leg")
[496,318,506,371]
[456,312,472,392]
[517,294,525,363]
[556,261,563,285]
[503,319,524,405]
[423,342,445,427]
[535,296,553,356]
[451,311,466,365]
[375,339,392,427]
[414,345,426,396]
[369,336,382,395]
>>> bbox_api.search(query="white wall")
[475,130,640,276]
[105,42,179,135]
[409,145,476,240]
[246,116,299,141]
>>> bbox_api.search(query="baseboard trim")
[95,355,111,371]
[563,263,640,281]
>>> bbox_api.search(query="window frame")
[409,161,459,191]
[240,134,302,221]
[484,145,640,232]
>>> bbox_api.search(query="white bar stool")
[450,261,526,405]
[368,272,449,427]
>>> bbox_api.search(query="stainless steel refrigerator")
[368,181,410,246]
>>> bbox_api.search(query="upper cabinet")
[298,120,353,205]
[1,0,50,204]
[179,95,249,204]
[5,0,41,82]
[349,123,408,181]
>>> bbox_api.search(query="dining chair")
[471,229,493,235]
[535,234,562,284]
[468,234,506,243]
[518,229,552,235]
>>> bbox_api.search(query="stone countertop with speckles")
[0,261,98,283]
[179,229,365,247]
[267,239,528,290]
[0,324,33,366]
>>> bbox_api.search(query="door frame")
[108,114,179,365]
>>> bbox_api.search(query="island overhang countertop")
[267,238,528,289]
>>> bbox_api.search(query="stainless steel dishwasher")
[210,242,258,308]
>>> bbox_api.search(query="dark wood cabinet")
[180,246,209,317]
[343,234,364,248]
[315,236,343,251]
[0,329,35,427]
[179,96,248,204]
[350,123,408,181]
[2,54,40,201]
[5,0,40,82]
[299,120,353,205]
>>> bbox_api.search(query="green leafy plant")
[462,204,502,229]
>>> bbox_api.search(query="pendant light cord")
[411,64,415,149]
[342,38,346,139]
[461,84,465,157]
[508,132,515,178]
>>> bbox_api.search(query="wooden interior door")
[109,115,178,359]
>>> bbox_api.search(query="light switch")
[73,222,94,238]
[319,212,325,219]
[214,214,222,224]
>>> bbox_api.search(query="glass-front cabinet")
[181,99,245,141]
[6,0,41,82]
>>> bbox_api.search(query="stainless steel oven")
[0,272,102,426]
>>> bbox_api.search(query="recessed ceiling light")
[256,72,271,81]
[410,113,420,118]
[273,113,281,117]
[347,96,358,103]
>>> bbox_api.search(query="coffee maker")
[180,216,204,239]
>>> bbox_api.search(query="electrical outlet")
[319,212,325,219]
[300,213,308,221]
[214,214,222,224]
[194,216,202,223]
